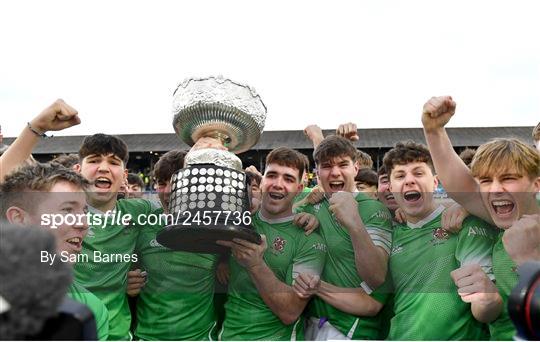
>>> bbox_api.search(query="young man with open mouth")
[217,147,326,341]
[422,95,540,340]
[294,135,393,340]
[73,133,160,340]
[1,162,110,340]
[376,141,499,340]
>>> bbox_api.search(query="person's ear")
[73,163,81,173]
[533,176,540,193]
[5,206,30,225]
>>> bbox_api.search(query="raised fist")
[30,99,80,133]
[304,124,324,146]
[336,122,359,141]
[421,96,456,133]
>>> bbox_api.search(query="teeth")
[96,178,111,183]
[330,181,344,185]
[67,237,81,244]
[492,200,512,206]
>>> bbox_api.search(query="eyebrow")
[498,173,521,178]
[59,201,82,206]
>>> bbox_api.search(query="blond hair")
[533,122,540,142]
[471,138,540,179]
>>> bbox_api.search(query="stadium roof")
[3,126,534,155]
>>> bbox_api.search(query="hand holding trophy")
[157,76,267,253]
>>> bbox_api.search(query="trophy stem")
[192,126,233,148]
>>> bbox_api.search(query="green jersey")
[385,206,497,340]
[293,187,313,203]
[74,198,158,340]
[220,212,327,341]
[489,231,518,340]
[297,192,393,339]
[135,208,219,341]
[67,281,110,341]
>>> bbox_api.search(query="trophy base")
[157,224,262,254]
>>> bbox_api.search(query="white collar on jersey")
[257,211,295,224]
[87,205,116,216]
[406,205,445,229]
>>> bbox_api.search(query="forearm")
[423,128,491,222]
[317,281,382,317]
[0,124,40,182]
[347,217,388,288]
[310,136,324,149]
[424,128,477,193]
[249,264,308,325]
[471,295,503,323]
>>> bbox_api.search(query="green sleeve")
[287,232,326,285]
[455,216,498,279]
[95,300,110,341]
[359,199,393,254]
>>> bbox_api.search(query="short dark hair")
[383,140,433,175]
[50,153,79,168]
[127,173,144,188]
[0,163,88,218]
[377,164,388,177]
[355,167,378,187]
[245,170,262,187]
[313,135,357,166]
[153,149,187,183]
[265,147,306,180]
[458,148,476,168]
[78,134,129,165]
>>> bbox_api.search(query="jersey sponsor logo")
[431,228,449,245]
[150,239,164,248]
[369,210,392,222]
[391,244,403,255]
[311,242,327,252]
[467,226,492,239]
[271,236,287,254]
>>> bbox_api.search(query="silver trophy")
[157,76,267,253]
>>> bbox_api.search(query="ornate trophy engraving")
[157,76,267,253]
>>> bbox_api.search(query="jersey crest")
[271,236,287,254]
[431,227,449,245]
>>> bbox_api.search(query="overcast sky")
[1,0,538,138]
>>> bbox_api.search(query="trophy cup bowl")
[157,76,266,254]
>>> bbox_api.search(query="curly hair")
[383,140,433,175]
